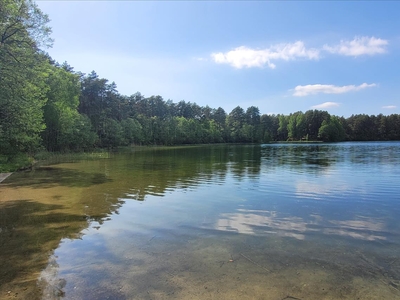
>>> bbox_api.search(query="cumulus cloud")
[311,102,340,109]
[323,36,388,56]
[293,83,376,97]
[382,105,396,109]
[211,36,388,69]
[211,41,319,69]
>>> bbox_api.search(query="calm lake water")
[1,142,400,299]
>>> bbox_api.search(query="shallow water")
[1,143,400,299]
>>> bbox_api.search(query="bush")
[0,153,35,172]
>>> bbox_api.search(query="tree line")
[1,1,400,161]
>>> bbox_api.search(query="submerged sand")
[1,154,400,299]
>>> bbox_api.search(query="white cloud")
[211,41,319,69]
[293,83,376,97]
[311,102,340,109]
[382,105,396,109]
[323,36,388,56]
[211,36,389,69]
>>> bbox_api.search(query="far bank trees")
[1,0,400,164]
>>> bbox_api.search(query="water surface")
[1,143,400,299]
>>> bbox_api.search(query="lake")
[1,142,400,299]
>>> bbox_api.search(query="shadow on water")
[261,144,341,170]
[0,200,88,298]
[0,162,123,298]
[6,167,112,189]
[109,143,351,204]
[111,144,341,202]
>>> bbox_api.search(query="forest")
[1,1,400,170]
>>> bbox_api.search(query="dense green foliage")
[0,0,51,156]
[1,0,400,171]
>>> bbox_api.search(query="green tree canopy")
[318,116,346,142]
[0,0,52,155]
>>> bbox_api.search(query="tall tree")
[42,62,83,151]
[0,0,52,155]
[303,110,330,141]
[277,114,289,141]
[227,106,245,142]
[318,116,345,142]
[260,114,278,142]
[287,111,306,140]
[244,106,261,142]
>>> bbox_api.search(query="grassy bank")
[0,150,112,172]
[0,154,35,173]
[0,141,328,172]
[270,140,324,144]
[33,150,112,167]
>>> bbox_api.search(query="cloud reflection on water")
[295,180,352,200]
[215,208,387,242]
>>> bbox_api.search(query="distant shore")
[270,140,323,144]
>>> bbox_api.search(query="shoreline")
[0,173,12,183]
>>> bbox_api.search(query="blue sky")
[37,1,400,117]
